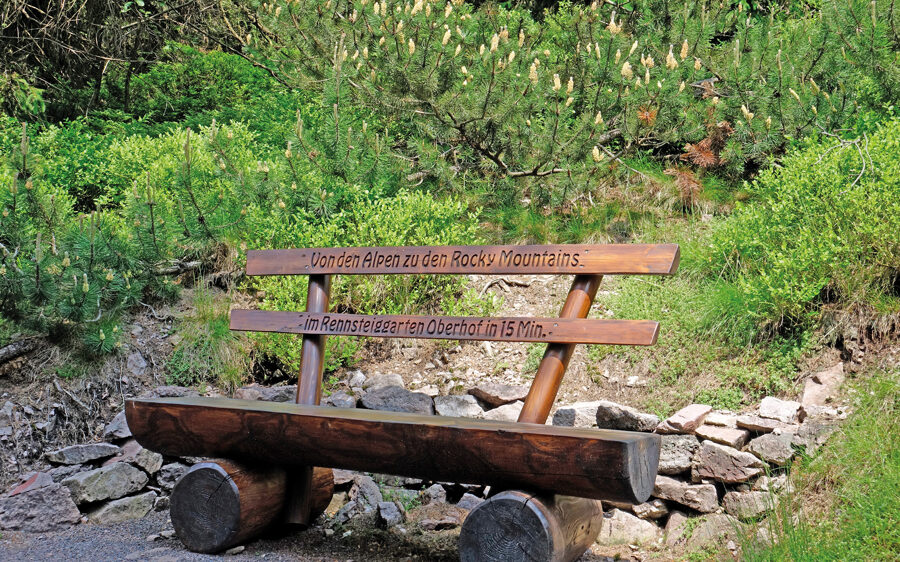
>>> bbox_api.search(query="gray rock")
[347,370,367,388]
[595,400,660,432]
[8,472,54,496]
[434,395,484,418]
[141,386,199,398]
[157,463,189,491]
[801,363,844,407]
[686,514,744,550]
[596,509,660,545]
[704,411,737,427]
[695,441,765,483]
[759,397,802,424]
[154,495,170,512]
[363,373,405,390]
[633,499,669,520]
[468,383,529,407]
[736,414,788,433]
[333,469,356,486]
[664,511,689,546]
[792,420,837,454]
[421,484,447,504]
[480,401,524,422]
[456,493,484,511]
[46,443,121,465]
[656,404,712,434]
[225,546,245,555]
[377,501,404,527]
[333,500,360,524]
[653,475,718,513]
[360,386,434,415]
[722,491,773,519]
[88,491,157,524]
[258,385,297,402]
[658,434,700,475]
[127,351,148,376]
[695,424,750,449]
[103,440,163,474]
[62,463,149,504]
[748,433,795,465]
[48,464,83,483]
[552,401,600,428]
[350,475,383,507]
[103,411,132,441]
[234,384,297,402]
[324,390,357,409]
[0,483,82,532]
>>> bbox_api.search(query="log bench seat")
[126,243,679,560]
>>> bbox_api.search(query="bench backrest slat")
[246,244,680,276]
[230,310,660,346]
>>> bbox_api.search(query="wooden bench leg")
[458,490,603,562]
[169,459,333,553]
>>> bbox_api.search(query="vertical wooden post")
[463,275,604,561]
[286,274,333,525]
[296,274,331,405]
[518,274,602,424]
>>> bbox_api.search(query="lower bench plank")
[126,397,660,504]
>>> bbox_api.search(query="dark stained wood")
[288,274,331,525]
[169,459,287,553]
[519,275,603,424]
[296,275,331,404]
[458,491,604,562]
[126,397,660,504]
[246,244,680,276]
[230,310,660,346]
[285,466,334,527]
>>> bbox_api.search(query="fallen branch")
[53,380,89,411]
[0,338,40,366]
[154,260,202,276]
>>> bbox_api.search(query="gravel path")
[0,511,457,562]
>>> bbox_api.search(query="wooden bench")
[126,243,679,560]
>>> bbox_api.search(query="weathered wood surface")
[170,459,287,553]
[230,310,659,346]
[126,397,660,503]
[519,275,603,424]
[246,244,680,276]
[458,491,604,562]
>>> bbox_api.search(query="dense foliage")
[0,0,898,385]
[707,118,900,337]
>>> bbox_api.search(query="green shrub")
[706,118,900,336]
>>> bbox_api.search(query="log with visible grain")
[458,490,604,562]
[170,459,286,553]
[169,459,333,553]
[126,397,659,504]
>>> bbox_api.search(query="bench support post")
[518,274,603,424]
[287,273,335,525]
[461,275,605,561]
[459,490,604,562]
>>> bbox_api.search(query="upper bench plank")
[246,244,680,276]
[230,310,659,345]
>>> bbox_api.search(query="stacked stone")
[0,388,198,533]
[550,362,847,549]
[236,373,533,421]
